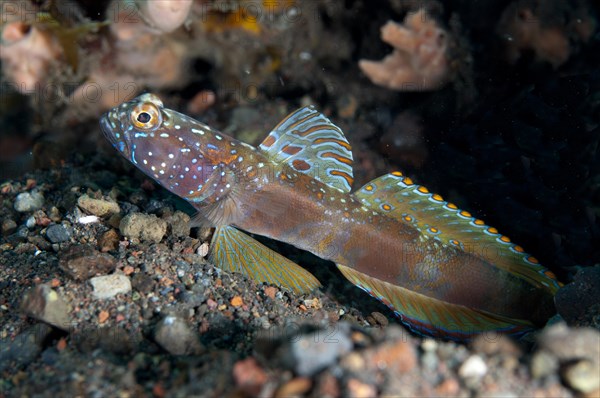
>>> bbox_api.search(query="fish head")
[100,93,234,203]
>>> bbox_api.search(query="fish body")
[101,94,561,340]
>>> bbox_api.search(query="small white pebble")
[197,242,209,257]
[25,216,36,229]
[459,355,488,379]
[421,338,438,352]
[78,215,99,224]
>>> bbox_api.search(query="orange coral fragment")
[359,9,450,91]
[0,21,64,93]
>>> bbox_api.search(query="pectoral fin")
[209,226,321,294]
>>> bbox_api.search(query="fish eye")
[130,102,162,130]
[137,112,151,123]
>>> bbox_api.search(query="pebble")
[275,377,312,398]
[89,274,132,299]
[458,355,488,379]
[368,311,389,327]
[0,324,52,372]
[10,226,29,242]
[230,296,244,307]
[562,359,600,393]
[20,284,71,330]
[1,219,17,235]
[14,191,44,212]
[131,273,156,294]
[366,337,417,373]
[538,323,600,364]
[98,310,110,323]
[120,213,167,243]
[197,242,209,257]
[29,235,52,251]
[77,194,120,217]
[26,216,36,229]
[471,334,521,356]
[97,229,119,252]
[315,372,340,398]
[291,323,353,376]
[59,244,117,281]
[233,357,268,396]
[435,378,460,396]
[530,351,558,379]
[45,224,70,243]
[164,210,191,238]
[346,378,377,398]
[421,338,438,352]
[154,315,204,355]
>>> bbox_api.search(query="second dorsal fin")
[258,106,354,192]
[354,172,562,293]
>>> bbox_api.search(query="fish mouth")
[99,113,120,147]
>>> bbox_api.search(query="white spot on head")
[175,125,181,130]
[161,162,166,167]
[192,158,197,164]
[185,167,189,172]
[168,154,174,159]
[143,159,148,165]
[215,135,222,140]
[258,162,264,168]
[148,152,153,156]
[151,166,156,171]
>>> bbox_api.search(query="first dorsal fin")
[337,264,533,341]
[209,226,321,294]
[258,106,354,192]
[354,172,561,293]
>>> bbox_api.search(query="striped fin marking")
[337,264,533,341]
[258,106,354,192]
[209,226,321,294]
[354,172,561,293]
